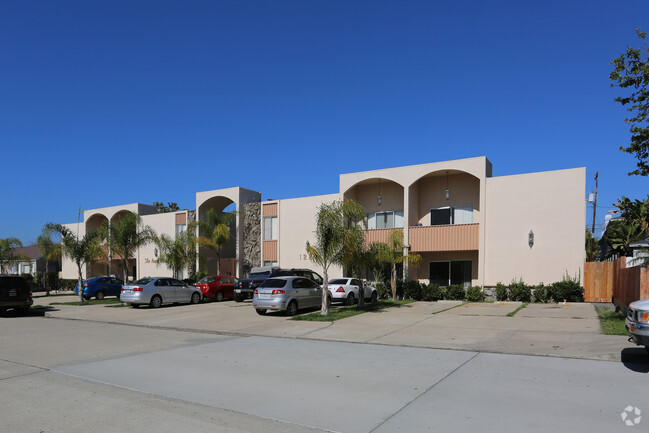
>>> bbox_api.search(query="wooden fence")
[584,257,649,309]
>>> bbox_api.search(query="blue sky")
[1,0,647,243]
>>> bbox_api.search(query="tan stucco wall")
[274,193,343,277]
[137,212,178,279]
[484,167,586,286]
[413,172,480,225]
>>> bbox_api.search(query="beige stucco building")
[62,157,586,288]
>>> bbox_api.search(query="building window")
[175,224,186,236]
[430,206,473,226]
[263,260,278,267]
[367,211,404,229]
[263,216,278,241]
[429,260,472,287]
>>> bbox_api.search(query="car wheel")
[286,300,298,316]
[326,295,332,309]
[215,291,224,302]
[346,293,356,306]
[646,346,649,356]
[16,306,30,315]
[190,292,201,304]
[255,308,267,315]
[371,291,378,303]
[83,295,91,301]
[150,295,163,308]
[96,291,105,300]
[234,294,243,302]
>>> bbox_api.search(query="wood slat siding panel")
[409,224,479,252]
[364,228,399,245]
[263,240,278,261]
[584,261,614,303]
[263,203,278,217]
[175,213,187,225]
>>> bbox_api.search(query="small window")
[264,216,278,241]
[260,279,287,288]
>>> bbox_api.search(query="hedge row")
[375,280,485,302]
[495,279,584,303]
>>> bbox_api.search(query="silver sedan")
[120,277,202,308]
[253,276,330,316]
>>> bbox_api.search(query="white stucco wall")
[483,167,586,286]
[137,212,178,278]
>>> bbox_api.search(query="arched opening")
[85,213,108,278]
[108,210,137,281]
[196,197,237,276]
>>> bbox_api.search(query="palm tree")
[0,237,23,274]
[377,229,422,301]
[604,220,645,258]
[191,208,236,275]
[36,234,62,295]
[43,223,104,302]
[155,230,198,279]
[100,213,156,283]
[307,199,366,315]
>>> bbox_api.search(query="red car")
[192,275,239,301]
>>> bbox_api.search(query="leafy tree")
[190,208,236,275]
[610,28,649,176]
[155,230,198,279]
[307,199,366,315]
[338,203,369,307]
[99,213,157,282]
[43,223,104,302]
[36,234,62,295]
[613,195,649,234]
[376,230,422,301]
[585,229,601,262]
[0,237,23,274]
[604,219,644,258]
[153,202,180,213]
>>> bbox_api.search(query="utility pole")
[589,172,599,261]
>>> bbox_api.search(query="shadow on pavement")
[621,348,649,373]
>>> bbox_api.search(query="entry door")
[429,262,450,286]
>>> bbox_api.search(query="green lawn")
[290,299,414,321]
[594,305,628,335]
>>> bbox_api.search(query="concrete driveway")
[34,294,635,362]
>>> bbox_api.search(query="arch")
[196,196,238,275]
[86,213,108,233]
[342,177,405,218]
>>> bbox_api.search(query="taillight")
[336,287,345,292]
[254,289,258,294]
[121,286,124,291]
[272,290,285,295]
[84,283,91,287]
[133,287,143,292]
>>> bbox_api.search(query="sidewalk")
[38,297,634,362]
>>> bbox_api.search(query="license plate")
[259,294,270,300]
[8,289,16,296]
[123,289,132,294]
[235,289,241,293]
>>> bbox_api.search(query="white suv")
[625,299,649,354]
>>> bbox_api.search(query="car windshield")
[260,279,287,288]
[329,279,348,285]
[199,277,216,283]
[133,278,154,285]
[250,271,271,278]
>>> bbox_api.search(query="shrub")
[59,279,77,291]
[495,282,508,301]
[395,277,405,300]
[548,278,584,303]
[375,281,391,300]
[532,284,549,303]
[403,280,423,300]
[422,283,444,301]
[508,279,532,302]
[445,284,466,300]
[466,286,484,302]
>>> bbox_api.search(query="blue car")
[75,276,124,300]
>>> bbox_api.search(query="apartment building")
[62,157,586,288]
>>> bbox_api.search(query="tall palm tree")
[155,230,198,279]
[36,234,62,295]
[100,213,156,283]
[43,223,104,302]
[307,199,366,315]
[0,237,23,274]
[191,208,236,275]
[377,229,422,301]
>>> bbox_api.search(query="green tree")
[307,199,366,315]
[585,229,600,262]
[604,219,644,258]
[338,204,369,307]
[376,229,422,301]
[36,234,62,295]
[99,213,157,283]
[191,208,236,275]
[153,202,180,213]
[613,195,649,234]
[0,237,23,274]
[610,28,649,176]
[44,223,104,302]
[155,230,198,279]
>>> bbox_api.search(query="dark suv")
[234,267,323,302]
[0,275,33,315]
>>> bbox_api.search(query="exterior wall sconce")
[154,247,158,258]
[445,171,450,200]
[528,230,534,248]
[377,179,382,206]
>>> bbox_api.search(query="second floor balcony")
[364,223,479,252]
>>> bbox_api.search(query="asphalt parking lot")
[33,293,637,362]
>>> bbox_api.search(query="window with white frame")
[367,211,404,229]
[263,216,278,241]
[430,205,473,226]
